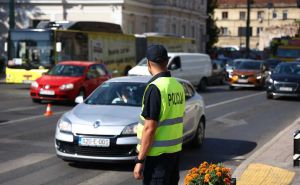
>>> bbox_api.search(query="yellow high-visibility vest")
[137,77,185,156]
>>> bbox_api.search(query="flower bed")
[184,161,232,185]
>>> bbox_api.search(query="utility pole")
[245,0,252,58]
[8,0,15,59]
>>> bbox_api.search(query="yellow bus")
[5,21,196,84]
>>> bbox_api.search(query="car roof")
[233,58,256,62]
[107,75,192,85]
[58,61,97,66]
[167,52,209,57]
[279,62,300,66]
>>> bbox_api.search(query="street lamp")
[245,0,253,58]
[8,0,15,59]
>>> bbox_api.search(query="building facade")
[214,0,300,50]
[0,0,207,55]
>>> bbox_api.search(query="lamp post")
[245,0,252,58]
[8,0,15,59]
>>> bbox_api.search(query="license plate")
[78,137,110,147]
[238,79,248,83]
[40,90,55,95]
[23,80,33,84]
[279,87,293,91]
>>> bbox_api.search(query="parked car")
[228,60,267,90]
[266,62,300,99]
[208,59,227,85]
[128,53,212,91]
[30,61,111,103]
[55,76,206,162]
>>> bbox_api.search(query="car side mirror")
[169,63,179,70]
[75,96,84,104]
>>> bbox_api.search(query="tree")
[206,0,220,54]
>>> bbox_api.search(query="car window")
[47,64,85,77]
[168,56,181,70]
[95,64,107,76]
[87,65,99,79]
[85,82,147,106]
[180,82,194,100]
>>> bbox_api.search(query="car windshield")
[47,65,85,77]
[85,82,147,107]
[266,60,281,70]
[236,61,261,70]
[273,63,300,75]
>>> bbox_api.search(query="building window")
[238,27,252,37]
[182,25,186,36]
[191,26,195,37]
[240,11,246,20]
[222,12,228,19]
[256,27,263,36]
[272,11,277,19]
[257,11,265,19]
[172,24,176,35]
[220,27,229,36]
[283,10,288,20]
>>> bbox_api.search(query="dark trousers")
[143,152,180,185]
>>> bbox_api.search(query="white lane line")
[0,153,54,174]
[0,106,41,113]
[77,171,131,185]
[206,92,265,109]
[0,111,66,126]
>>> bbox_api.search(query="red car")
[30,61,111,103]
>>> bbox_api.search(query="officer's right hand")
[133,163,144,180]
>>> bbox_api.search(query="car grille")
[238,75,251,79]
[56,140,137,157]
[274,82,299,91]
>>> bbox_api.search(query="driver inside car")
[112,87,136,105]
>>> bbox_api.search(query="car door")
[95,64,110,88]
[168,56,185,80]
[181,82,199,140]
[84,65,99,95]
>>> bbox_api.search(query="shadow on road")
[68,161,135,171]
[180,137,257,170]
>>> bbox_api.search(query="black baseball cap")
[146,45,168,63]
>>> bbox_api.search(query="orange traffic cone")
[44,104,53,116]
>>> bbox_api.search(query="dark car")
[266,62,300,99]
[265,59,282,73]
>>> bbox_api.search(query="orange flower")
[216,172,222,177]
[204,174,210,183]
[215,167,221,172]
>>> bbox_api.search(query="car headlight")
[121,122,138,135]
[59,83,74,90]
[58,117,72,133]
[256,75,262,79]
[31,81,39,89]
[268,78,273,83]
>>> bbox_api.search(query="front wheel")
[266,92,273,99]
[229,85,235,90]
[191,118,205,148]
[197,79,207,92]
[32,98,41,103]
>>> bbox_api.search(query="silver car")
[55,76,206,162]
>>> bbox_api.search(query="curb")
[232,116,300,180]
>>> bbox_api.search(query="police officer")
[133,45,185,185]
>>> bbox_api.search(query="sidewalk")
[233,117,300,185]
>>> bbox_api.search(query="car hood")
[66,103,141,126]
[232,70,261,76]
[271,74,300,83]
[36,75,82,86]
[128,66,151,76]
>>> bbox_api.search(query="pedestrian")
[133,45,185,185]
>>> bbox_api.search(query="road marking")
[0,153,54,174]
[214,112,247,127]
[206,92,264,109]
[0,106,41,113]
[77,171,131,185]
[0,111,66,126]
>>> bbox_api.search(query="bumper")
[30,89,76,101]
[271,92,300,97]
[55,132,138,162]
[230,83,256,87]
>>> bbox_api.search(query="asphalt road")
[0,83,299,185]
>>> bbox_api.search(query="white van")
[128,53,212,91]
